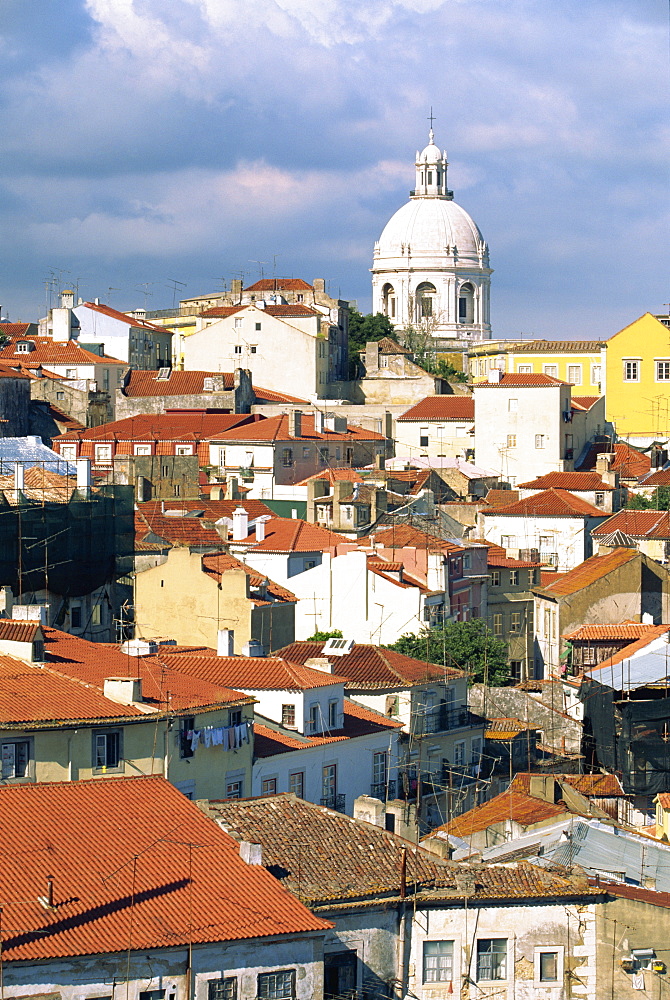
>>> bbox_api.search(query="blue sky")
[1,0,668,339]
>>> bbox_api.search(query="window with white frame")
[261,778,277,796]
[423,941,454,983]
[328,700,338,728]
[471,736,482,764]
[208,978,237,1000]
[500,535,516,549]
[60,444,76,461]
[1,740,30,779]
[372,751,387,788]
[94,443,112,464]
[657,361,670,381]
[535,434,545,449]
[510,569,519,586]
[234,345,242,354]
[175,444,193,456]
[93,730,122,770]
[534,947,564,985]
[543,364,558,378]
[419,427,429,447]
[289,771,304,797]
[281,704,295,727]
[567,365,582,385]
[507,434,516,448]
[134,444,151,456]
[591,364,601,384]
[623,359,640,381]
[65,368,77,378]
[491,570,501,586]
[234,318,243,328]
[477,939,507,981]
[308,704,319,733]
[517,366,532,375]
[508,397,518,411]
[454,741,466,766]
[258,971,295,1000]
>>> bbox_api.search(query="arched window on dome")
[458,283,475,325]
[415,282,437,321]
[382,283,396,320]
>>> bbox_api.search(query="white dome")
[419,140,442,164]
[377,197,484,261]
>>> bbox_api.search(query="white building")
[473,371,604,486]
[372,128,492,345]
[73,298,173,369]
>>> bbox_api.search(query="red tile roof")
[42,628,251,713]
[0,322,35,338]
[639,469,670,487]
[518,472,614,491]
[0,776,330,962]
[201,303,318,319]
[215,413,384,442]
[233,517,350,552]
[563,622,664,642]
[202,552,297,605]
[485,489,520,507]
[571,396,600,410]
[510,339,606,353]
[0,619,41,642]
[135,509,224,549]
[485,543,542,568]
[161,654,347,692]
[245,278,313,291]
[577,441,650,478]
[253,699,402,757]
[537,547,639,596]
[199,306,246,319]
[398,396,475,422]
[483,488,606,518]
[124,370,235,396]
[437,789,571,839]
[511,772,626,798]
[367,524,464,553]
[295,468,364,486]
[475,373,567,387]
[274,641,464,688]
[0,466,77,504]
[252,386,309,403]
[591,508,670,538]
[55,411,258,442]
[375,337,412,355]
[0,337,126,366]
[138,498,274,520]
[82,301,169,333]
[485,717,533,739]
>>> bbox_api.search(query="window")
[328,700,338,728]
[490,570,501,586]
[500,535,516,549]
[262,778,277,795]
[510,612,521,633]
[493,614,503,637]
[539,534,553,549]
[517,366,532,375]
[56,390,65,400]
[281,447,293,468]
[180,716,195,759]
[282,704,295,727]
[535,434,545,449]
[510,569,519,586]
[567,365,582,385]
[595,491,605,506]
[510,660,522,683]
[94,730,121,770]
[15,342,31,353]
[258,971,295,1000]
[477,939,507,981]
[134,444,151,456]
[534,947,564,986]
[454,741,465,766]
[226,778,243,798]
[250,345,257,353]
[70,605,82,629]
[591,364,601,384]
[372,751,387,787]
[1,740,29,779]
[508,397,518,411]
[91,604,102,626]
[208,978,237,1000]
[60,444,76,461]
[162,464,170,477]
[234,318,243,328]
[289,771,304,797]
[623,359,640,381]
[463,554,471,570]
[322,763,336,799]
[174,484,181,497]
[319,448,329,465]
[656,361,670,381]
[423,941,454,983]
[471,737,482,764]
[175,445,193,456]
[65,368,77,378]
[506,434,516,448]
[94,443,112,465]
[234,345,242,354]
[419,428,429,447]
[255,322,262,331]
[230,709,242,726]
[543,364,558,378]
[308,705,319,733]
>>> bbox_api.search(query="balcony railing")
[370,780,396,801]
[320,793,346,813]
[422,706,473,734]
[539,551,558,567]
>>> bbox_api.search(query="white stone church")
[371,129,492,346]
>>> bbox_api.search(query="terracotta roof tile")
[0,323,36,339]
[475,373,567,387]
[485,489,520,507]
[253,699,402,758]
[508,339,606,353]
[55,412,258,443]
[437,789,572,839]
[375,337,411,355]
[234,517,350,552]
[201,552,297,604]
[245,278,313,291]
[483,488,606,518]
[518,472,614,491]
[274,641,463,688]
[591,509,670,538]
[215,413,384,442]
[157,653,348,692]
[367,524,464,553]
[563,622,665,642]
[511,772,626,798]
[123,370,235,397]
[0,466,77,505]
[0,337,126,366]
[639,469,670,487]
[571,396,600,410]
[0,776,329,962]
[577,441,650,478]
[135,509,224,549]
[398,396,475,422]
[536,547,639,596]
[137,498,274,520]
[0,619,41,642]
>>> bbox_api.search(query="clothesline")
[187,721,251,752]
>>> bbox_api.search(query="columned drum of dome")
[372,130,492,347]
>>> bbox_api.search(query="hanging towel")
[189,730,200,752]
[212,727,224,746]
[632,974,645,991]
[235,724,246,746]
[203,727,213,748]
[228,726,237,749]
[222,727,229,751]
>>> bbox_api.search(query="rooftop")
[398,396,475,422]
[474,373,567,388]
[482,488,606,518]
[518,472,614,492]
[202,552,297,605]
[55,411,258,442]
[536,547,639,597]
[156,653,348,692]
[563,622,666,642]
[82,300,170,334]
[274,640,464,688]
[577,441,650,479]
[233,516,350,553]
[253,698,402,757]
[0,776,329,962]
[434,789,573,840]
[591,508,670,539]
[214,413,385,443]
[245,278,313,291]
[0,337,126,367]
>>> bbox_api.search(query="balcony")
[422,706,474,734]
[370,780,396,801]
[320,793,346,813]
[539,551,558,567]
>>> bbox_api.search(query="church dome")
[377,197,485,262]
[419,138,442,164]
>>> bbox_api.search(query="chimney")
[104,676,142,705]
[288,410,302,438]
[232,506,249,541]
[76,458,91,490]
[241,639,265,657]
[240,841,263,865]
[61,290,74,309]
[231,278,242,302]
[217,629,235,656]
[487,368,502,384]
[305,657,333,673]
[12,604,47,625]
[529,775,558,803]
[14,462,24,495]
[255,515,270,542]
[313,279,325,294]
[314,410,325,433]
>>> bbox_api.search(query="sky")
[0,0,668,340]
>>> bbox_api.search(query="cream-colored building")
[469,339,606,394]
[396,395,475,459]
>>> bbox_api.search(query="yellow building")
[469,339,606,395]
[604,313,670,443]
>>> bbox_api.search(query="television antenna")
[249,260,268,279]
[166,278,187,308]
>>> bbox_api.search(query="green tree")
[386,619,510,685]
[306,629,343,641]
[348,308,396,377]
[626,486,670,511]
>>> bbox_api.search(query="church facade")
[371,130,492,347]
